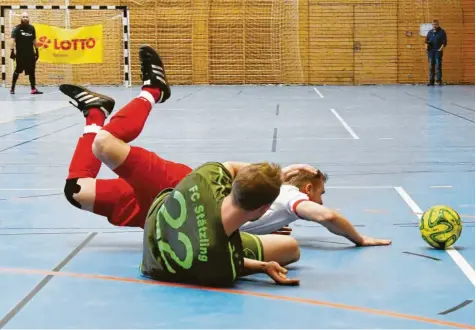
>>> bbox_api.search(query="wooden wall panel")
[1,0,473,85]
[309,4,354,85]
[354,3,398,84]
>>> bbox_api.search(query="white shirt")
[240,184,309,235]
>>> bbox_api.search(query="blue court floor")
[0,84,474,328]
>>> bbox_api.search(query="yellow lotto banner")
[33,24,104,64]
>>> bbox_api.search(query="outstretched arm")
[295,201,391,246]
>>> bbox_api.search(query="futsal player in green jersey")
[60,45,302,287]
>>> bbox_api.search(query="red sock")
[67,108,106,179]
[101,97,153,143]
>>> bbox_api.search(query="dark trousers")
[11,55,36,90]
[428,51,443,83]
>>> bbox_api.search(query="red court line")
[0,267,473,329]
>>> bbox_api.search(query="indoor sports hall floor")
[0,84,474,329]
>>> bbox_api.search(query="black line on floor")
[404,92,426,100]
[403,92,474,123]
[426,104,474,123]
[0,232,97,329]
[402,251,441,261]
[16,193,63,199]
[0,231,91,236]
[0,123,79,153]
[451,103,475,112]
[370,93,385,100]
[175,87,205,102]
[438,300,473,315]
[271,128,277,152]
[276,104,280,116]
[176,92,193,101]
[312,239,349,245]
[0,112,76,139]
[0,227,110,230]
[294,223,366,228]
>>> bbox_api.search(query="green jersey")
[141,162,244,286]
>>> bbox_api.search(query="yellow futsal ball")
[419,205,462,249]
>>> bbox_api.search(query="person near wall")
[10,12,43,95]
[425,19,447,86]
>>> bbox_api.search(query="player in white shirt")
[241,168,391,247]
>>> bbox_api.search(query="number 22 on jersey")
[156,191,193,273]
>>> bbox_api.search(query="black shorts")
[15,56,35,75]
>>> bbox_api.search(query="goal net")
[1,5,131,88]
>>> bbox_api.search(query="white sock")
[84,124,102,134]
[139,90,155,108]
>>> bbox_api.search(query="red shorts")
[93,146,192,228]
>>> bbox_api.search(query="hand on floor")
[357,236,392,247]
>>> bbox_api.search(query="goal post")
[1,5,131,88]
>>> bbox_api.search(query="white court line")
[378,137,394,140]
[430,185,453,188]
[313,87,324,98]
[330,108,359,140]
[394,186,476,287]
[17,90,61,100]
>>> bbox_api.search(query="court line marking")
[402,251,441,261]
[0,123,79,153]
[430,185,453,188]
[403,92,474,123]
[271,128,277,152]
[394,186,476,287]
[313,87,324,98]
[426,104,475,123]
[330,109,359,140]
[0,233,97,329]
[451,103,475,112]
[0,112,77,139]
[0,267,472,329]
[438,300,473,315]
[0,104,71,125]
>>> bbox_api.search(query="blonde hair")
[231,162,282,210]
[284,170,328,189]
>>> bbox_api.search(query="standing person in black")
[425,19,447,86]
[10,12,42,95]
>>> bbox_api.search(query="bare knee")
[261,234,300,266]
[92,130,130,169]
[64,178,96,212]
[92,130,114,162]
[283,236,300,265]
